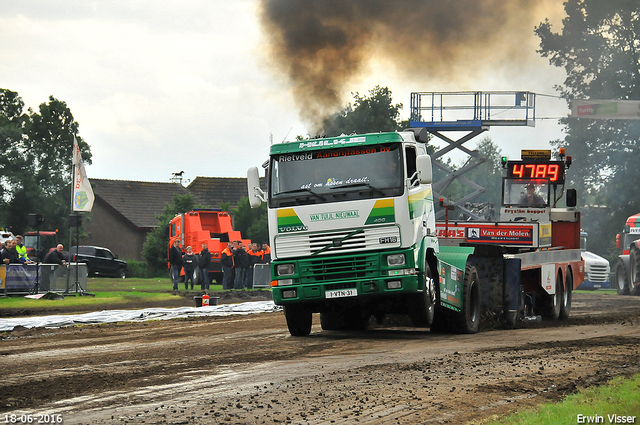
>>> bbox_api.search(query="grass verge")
[484,374,640,425]
[0,277,231,313]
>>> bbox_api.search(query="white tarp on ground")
[0,301,281,332]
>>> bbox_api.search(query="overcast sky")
[1,0,570,185]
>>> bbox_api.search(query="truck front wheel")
[616,258,630,295]
[284,305,312,336]
[454,264,480,334]
[409,264,436,327]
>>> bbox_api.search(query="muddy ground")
[1,292,639,424]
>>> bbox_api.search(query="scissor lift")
[409,91,536,219]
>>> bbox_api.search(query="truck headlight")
[387,254,406,267]
[282,289,297,299]
[277,263,295,276]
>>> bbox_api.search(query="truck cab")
[248,131,439,335]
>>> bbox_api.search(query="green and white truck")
[247,131,583,336]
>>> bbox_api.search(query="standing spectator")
[221,241,235,290]
[1,240,18,264]
[233,242,249,290]
[182,246,198,291]
[169,240,183,291]
[14,235,28,263]
[247,243,263,290]
[261,243,271,263]
[43,244,67,265]
[199,243,211,291]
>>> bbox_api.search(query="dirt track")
[1,292,639,424]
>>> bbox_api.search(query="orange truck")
[168,209,250,284]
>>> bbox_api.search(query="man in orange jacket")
[221,241,235,290]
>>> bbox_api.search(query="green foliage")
[321,86,404,136]
[535,1,640,260]
[142,193,200,274]
[232,198,268,243]
[489,374,640,425]
[124,259,157,278]
[0,89,91,243]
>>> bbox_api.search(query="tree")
[321,86,404,136]
[142,193,200,274]
[231,198,268,244]
[536,1,640,261]
[0,89,91,242]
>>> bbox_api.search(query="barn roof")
[91,179,192,228]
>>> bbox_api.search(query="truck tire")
[320,311,342,330]
[453,264,480,334]
[630,247,640,295]
[616,258,630,295]
[116,268,126,279]
[408,264,436,327]
[542,271,563,321]
[344,309,370,331]
[320,309,369,331]
[284,305,312,336]
[559,270,572,320]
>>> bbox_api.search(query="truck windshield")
[269,143,403,207]
[502,179,550,207]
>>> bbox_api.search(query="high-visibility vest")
[16,244,27,261]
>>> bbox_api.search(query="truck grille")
[298,254,379,284]
[275,226,400,258]
[587,264,610,283]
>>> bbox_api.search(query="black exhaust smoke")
[258,0,559,134]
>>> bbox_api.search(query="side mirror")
[616,234,621,249]
[416,154,433,184]
[566,188,577,207]
[247,166,266,208]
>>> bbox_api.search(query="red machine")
[614,213,640,295]
[24,230,59,262]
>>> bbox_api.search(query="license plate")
[325,288,358,299]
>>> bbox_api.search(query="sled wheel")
[542,271,563,321]
[559,270,572,320]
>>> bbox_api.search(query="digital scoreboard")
[506,161,565,184]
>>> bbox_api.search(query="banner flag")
[571,99,640,119]
[72,136,95,212]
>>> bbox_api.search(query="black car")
[70,246,127,278]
